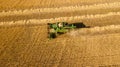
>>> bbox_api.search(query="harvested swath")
[0,12,120,26]
[0,2,120,16]
[0,2,120,23]
[1,8,120,22]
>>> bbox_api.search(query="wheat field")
[0,0,120,67]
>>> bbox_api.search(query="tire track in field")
[0,12,120,26]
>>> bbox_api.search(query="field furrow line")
[0,2,120,16]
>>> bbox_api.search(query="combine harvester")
[47,22,88,39]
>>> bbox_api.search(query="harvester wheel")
[47,23,57,39]
[49,33,56,39]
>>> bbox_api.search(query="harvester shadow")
[72,22,90,28]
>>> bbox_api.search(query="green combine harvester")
[47,22,86,39]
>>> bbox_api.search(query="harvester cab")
[47,22,86,39]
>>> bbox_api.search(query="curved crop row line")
[0,12,120,26]
[0,2,120,16]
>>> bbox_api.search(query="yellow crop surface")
[0,0,120,67]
